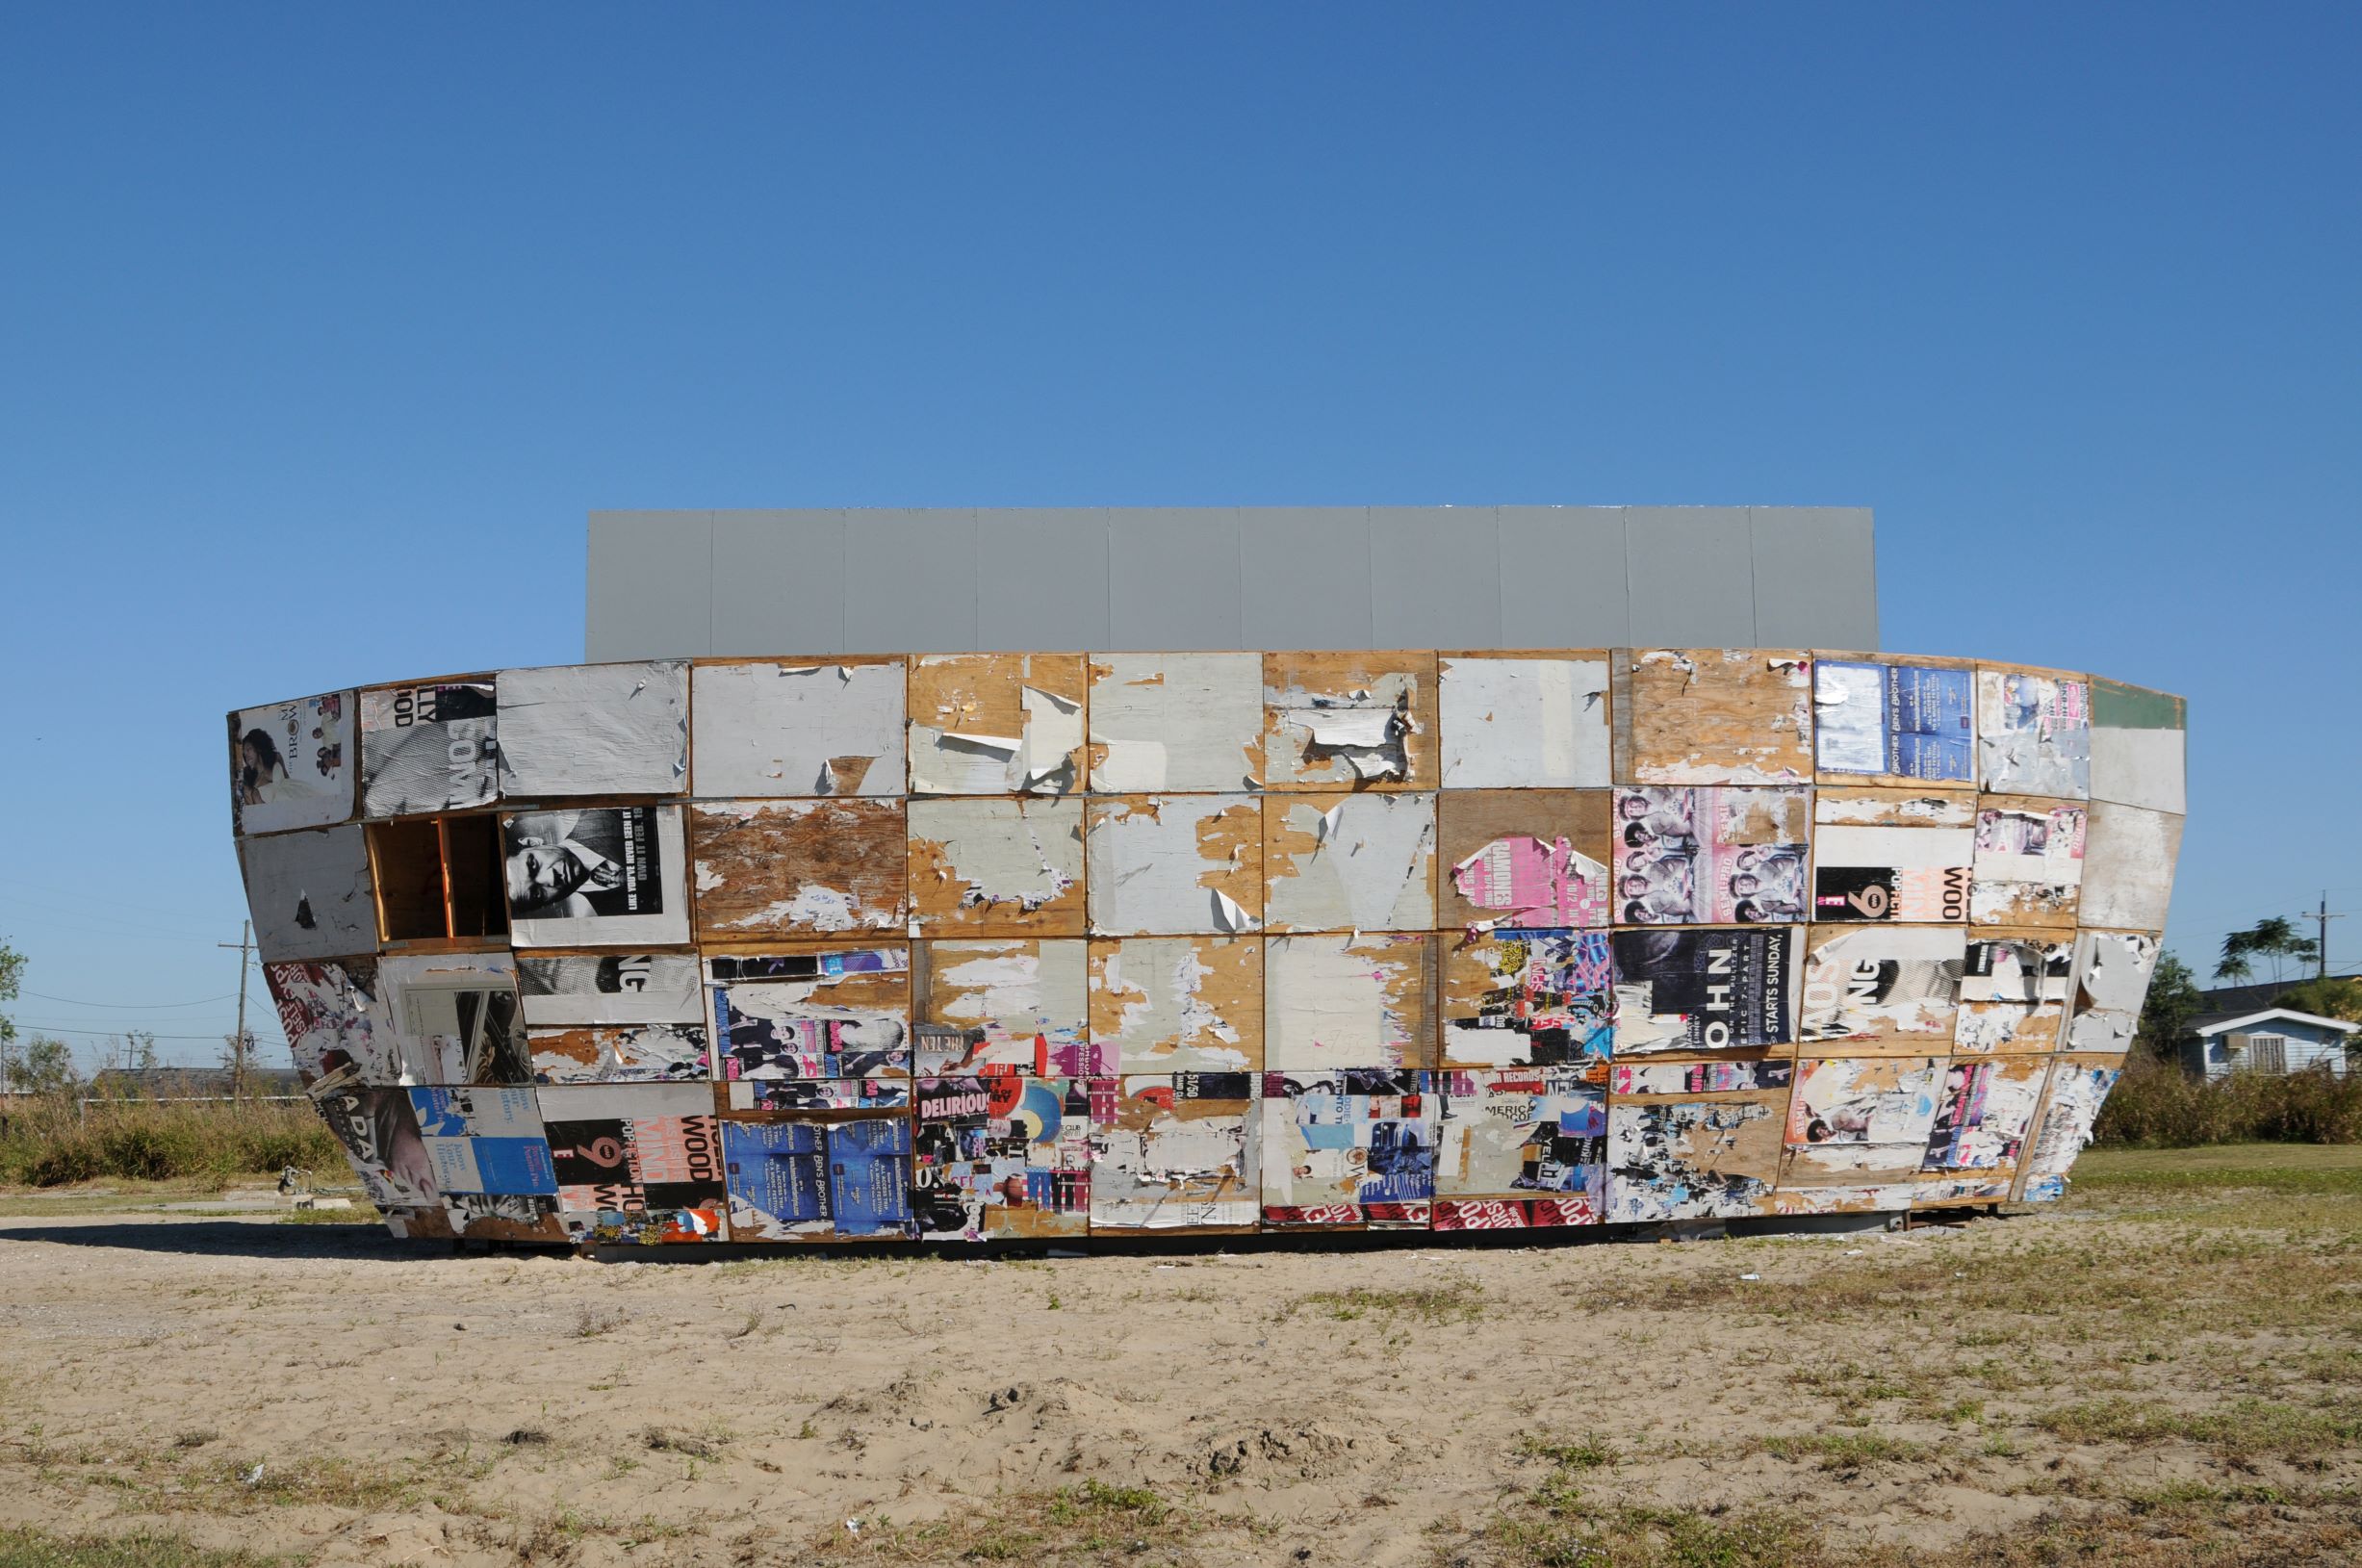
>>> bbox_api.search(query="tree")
[2271,976,2362,1023]
[2135,952,2205,1062]
[0,939,21,1056]
[2216,917,2321,984]
[4,1037,79,1097]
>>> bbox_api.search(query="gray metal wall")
[584,506,1878,660]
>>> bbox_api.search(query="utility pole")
[218,920,254,1100]
[2317,892,2345,982]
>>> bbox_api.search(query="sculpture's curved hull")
[227,649,2182,1247]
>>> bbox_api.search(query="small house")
[2179,1009,2358,1081]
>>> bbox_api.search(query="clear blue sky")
[2,6,2356,1066]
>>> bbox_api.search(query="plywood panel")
[689,799,907,939]
[1921,1057,2047,1172]
[1086,652,1265,792]
[1438,928,1613,1068]
[719,1115,910,1242]
[909,797,1086,937]
[2090,677,2186,814]
[1618,649,1812,785]
[1968,797,2085,929]
[1952,932,2072,1054]
[1784,1057,1944,1147]
[1609,927,1798,1056]
[1090,1074,1259,1231]
[1432,1067,1605,1228]
[1809,655,1975,785]
[538,1082,728,1245]
[1088,936,1264,1073]
[527,1023,708,1084]
[689,658,907,797]
[228,691,357,835]
[2078,803,2182,933]
[376,952,530,1085]
[1266,933,1435,1071]
[1796,925,1965,1050]
[708,945,911,1082]
[359,681,499,818]
[1262,650,1437,790]
[1436,789,1610,930]
[912,1076,1103,1240]
[1605,1092,1786,1221]
[504,806,693,949]
[908,652,1087,796]
[1085,794,1261,937]
[916,938,1098,1075]
[1263,791,1436,933]
[241,824,377,962]
[497,661,689,798]
[515,953,705,1027]
[1613,785,1810,925]
[2061,930,2161,1054]
[1808,819,1972,925]
[1259,1069,1436,1227]
[1436,653,1611,788]
[1975,668,2092,800]
[2015,1055,2126,1201]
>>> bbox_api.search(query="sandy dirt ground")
[0,1183,2358,1567]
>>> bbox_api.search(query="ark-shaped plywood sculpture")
[228,648,2181,1247]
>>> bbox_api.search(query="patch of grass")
[1279,1276,1486,1324]
[574,1303,624,1338]
[1472,1502,1827,1568]
[0,1527,288,1566]
[1759,1431,1930,1469]
[804,1481,1205,1563]
[2069,1141,2362,1195]
[2035,1395,2362,1460]
[1518,1434,1619,1470]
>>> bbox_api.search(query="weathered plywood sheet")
[1763,1177,1917,1215]
[527,1022,708,1083]
[1808,822,1972,924]
[377,952,529,1085]
[912,1076,1102,1241]
[1785,1056,1943,1147]
[229,692,356,835]
[1266,933,1434,1072]
[1436,789,1610,930]
[435,1193,568,1243]
[1437,654,1611,788]
[719,1116,910,1242]
[2062,930,2161,1054]
[1952,933,2072,1054]
[497,661,689,798]
[1921,1056,2047,1171]
[515,953,704,1027]
[1813,787,1976,829]
[909,652,1087,796]
[1090,1074,1259,1231]
[1605,1093,1786,1221]
[1915,1171,2015,1204]
[1968,798,2085,928]
[1259,1069,1435,1226]
[242,824,377,962]
[1087,652,1265,792]
[1263,792,1436,933]
[359,681,499,818]
[1083,794,1260,937]
[1433,1067,1605,1224]
[1976,669,2091,799]
[689,799,907,938]
[409,1086,558,1196]
[1439,928,1613,1068]
[917,938,1098,1075]
[2077,803,2182,933]
[1797,925,1965,1049]
[1609,1059,1791,1095]
[910,797,1086,936]
[538,1082,728,1245]
[1810,658,1974,784]
[689,658,907,797]
[1610,927,1797,1056]
[266,958,388,1086]
[1619,649,1812,785]
[1088,936,1263,1073]
[2016,1055,2126,1200]
[708,946,910,1081]
[1262,650,1436,790]
[2090,677,2186,814]
[1613,785,1809,925]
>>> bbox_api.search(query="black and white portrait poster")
[501,807,691,948]
[360,681,499,817]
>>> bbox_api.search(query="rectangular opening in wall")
[369,819,447,941]
[443,815,509,939]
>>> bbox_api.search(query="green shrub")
[0,1094,344,1187]
[2095,1057,2362,1147]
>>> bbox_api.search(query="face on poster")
[503,807,689,947]
[229,694,352,833]
[1614,787,1808,925]
[360,681,499,817]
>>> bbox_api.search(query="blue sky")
[2,6,2355,1065]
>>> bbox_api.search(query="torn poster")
[1088,935,1263,1073]
[722,1115,911,1242]
[1090,1074,1259,1231]
[1612,785,1809,925]
[689,658,906,797]
[1621,650,1813,785]
[241,824,377,962]
[528,1023,709,1084]
[1784,1057,1944,1147]
[539,1082,728,1245]
[1609,927,1796,1055]
[1087,652,1265,792]
[1811,660,1973,782]
[267,958,389,1087]
[689,798,907,938]
[436,1193,568,1243]
[1450,835,1605,927]
[1262,651,1433,790]
[409,1086,558,1195]
[1609,1060,1790,1095]
[1953,935,2072,1054]
[1437,789,1612,930]
[1432,1067,1605,1225]
[1812,787,1976,828]
[711,949,910,1081]
[725,1077,910,1112]
[1436,655,1611,788]
[314,1084,438,1209]
[2062,931,2161,1054]
[910,796,1086,936]
[908,652,1088,796]
[2076,802,2182,933]
[496,661,688,799]
[1263,791,1436,933]
[1605,1094,1784,1221]
[2017,1057,2124,1201]
[228,692,354,835]
[1920,1057,2047,1170]
[1265,933,1434,1072]
[913,1076,1103,1241]
[918,938,1099,1075]
[1084,794,1263,937]
[377,952,530,1085]
[502,806,690,948]
[515,953,704,1028]
[1976,670,2091,799]
[1439,928,1613,1068]
[1969,800,2086,928]
[1797,925,1966,1047]
[1809,821,1973,924]
[359,681,499,818]
[1259,1069,1436,1226]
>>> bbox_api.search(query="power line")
[22,990,239,1010]
[7,1022,288,1043]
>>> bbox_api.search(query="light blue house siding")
[2182,1014,2354,1081]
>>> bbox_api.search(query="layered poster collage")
[233,647,2184,1246]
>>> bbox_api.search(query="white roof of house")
[2192,1008,2362,1038]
